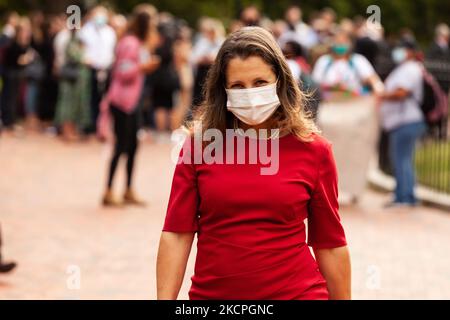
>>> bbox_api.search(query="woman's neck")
[239,118,274,131]
[331,54,350,60]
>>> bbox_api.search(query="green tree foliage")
[0,0,448,42]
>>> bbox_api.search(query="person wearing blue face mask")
[312,31,383,96]
[94,12,108,27]
[78,6,117,134]
[379,39,427,208]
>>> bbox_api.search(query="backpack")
[420,67,448,125]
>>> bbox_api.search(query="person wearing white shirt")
[78,5,117,133]
[78,6,116,70]
[312,31,383,95]
[53,27,71,73]
[191,18,224,106]
[279,5,318,50]
[379,40,426,207]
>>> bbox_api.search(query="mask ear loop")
[274,76,281,92]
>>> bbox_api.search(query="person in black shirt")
[1,18,35,129]
[427,23,450,61]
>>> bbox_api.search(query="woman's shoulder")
[314,54,332,67]
[310,133,332,148]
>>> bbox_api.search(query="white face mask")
[226,82,281,126]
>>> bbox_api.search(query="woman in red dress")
[157,27,351,300]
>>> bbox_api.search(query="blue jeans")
[25,81,39,115]
[389,121,426,204]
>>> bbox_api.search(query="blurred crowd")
[0,4,448,142]
[0,3,449,274]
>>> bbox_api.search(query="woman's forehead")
[226,56,275,82]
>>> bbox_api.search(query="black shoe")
[0,261,17,273]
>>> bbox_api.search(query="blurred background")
[0,0,449,299]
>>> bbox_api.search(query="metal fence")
[415,137,450,194]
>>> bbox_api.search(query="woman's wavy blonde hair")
[189,26,319,142]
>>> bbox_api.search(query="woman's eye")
[230,84,244,89]
[255,80,268,87]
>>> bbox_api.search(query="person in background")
[191,17,224,106]
[379,40,426,207]
[102,10,160,206]
[0,11,19,44]
[1,18,35,133]
[53,17,71,76]
[427,23,450,62]
[279,5,318,51]
[240,5,261,27]
[172,23,193,129]
[339,18,355,37]
[0,224,17,274]
[110,14,128,40]
[283,40,311,75]
[283,40,321,120]
[353,17,381,68]
[24,10,46,131]
[79,5,117,134]
[36,15,61,129]
[228,20,244,34]
[427,23,450,96]
[271,19,287,41]
[307,12,334,65]
[0,11,19,74]
[0,11,19,130]
[151,15,181,136]
[320,8,337,30]
[54,29,91,142]
[131,4,160,131]
[314,7,337,45]
[312,31,383,96]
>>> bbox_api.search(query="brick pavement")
[0,133,449,299]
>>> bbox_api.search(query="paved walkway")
[0,133,449,299]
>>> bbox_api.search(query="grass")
[415,140,450,194]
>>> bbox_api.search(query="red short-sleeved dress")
[163,133,347,300]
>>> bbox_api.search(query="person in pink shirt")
[102,10,160,206]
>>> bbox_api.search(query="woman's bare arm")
[381,87,411,101]
[314,246,351,300]
[156,231,195,300]
[367,74,385,94]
